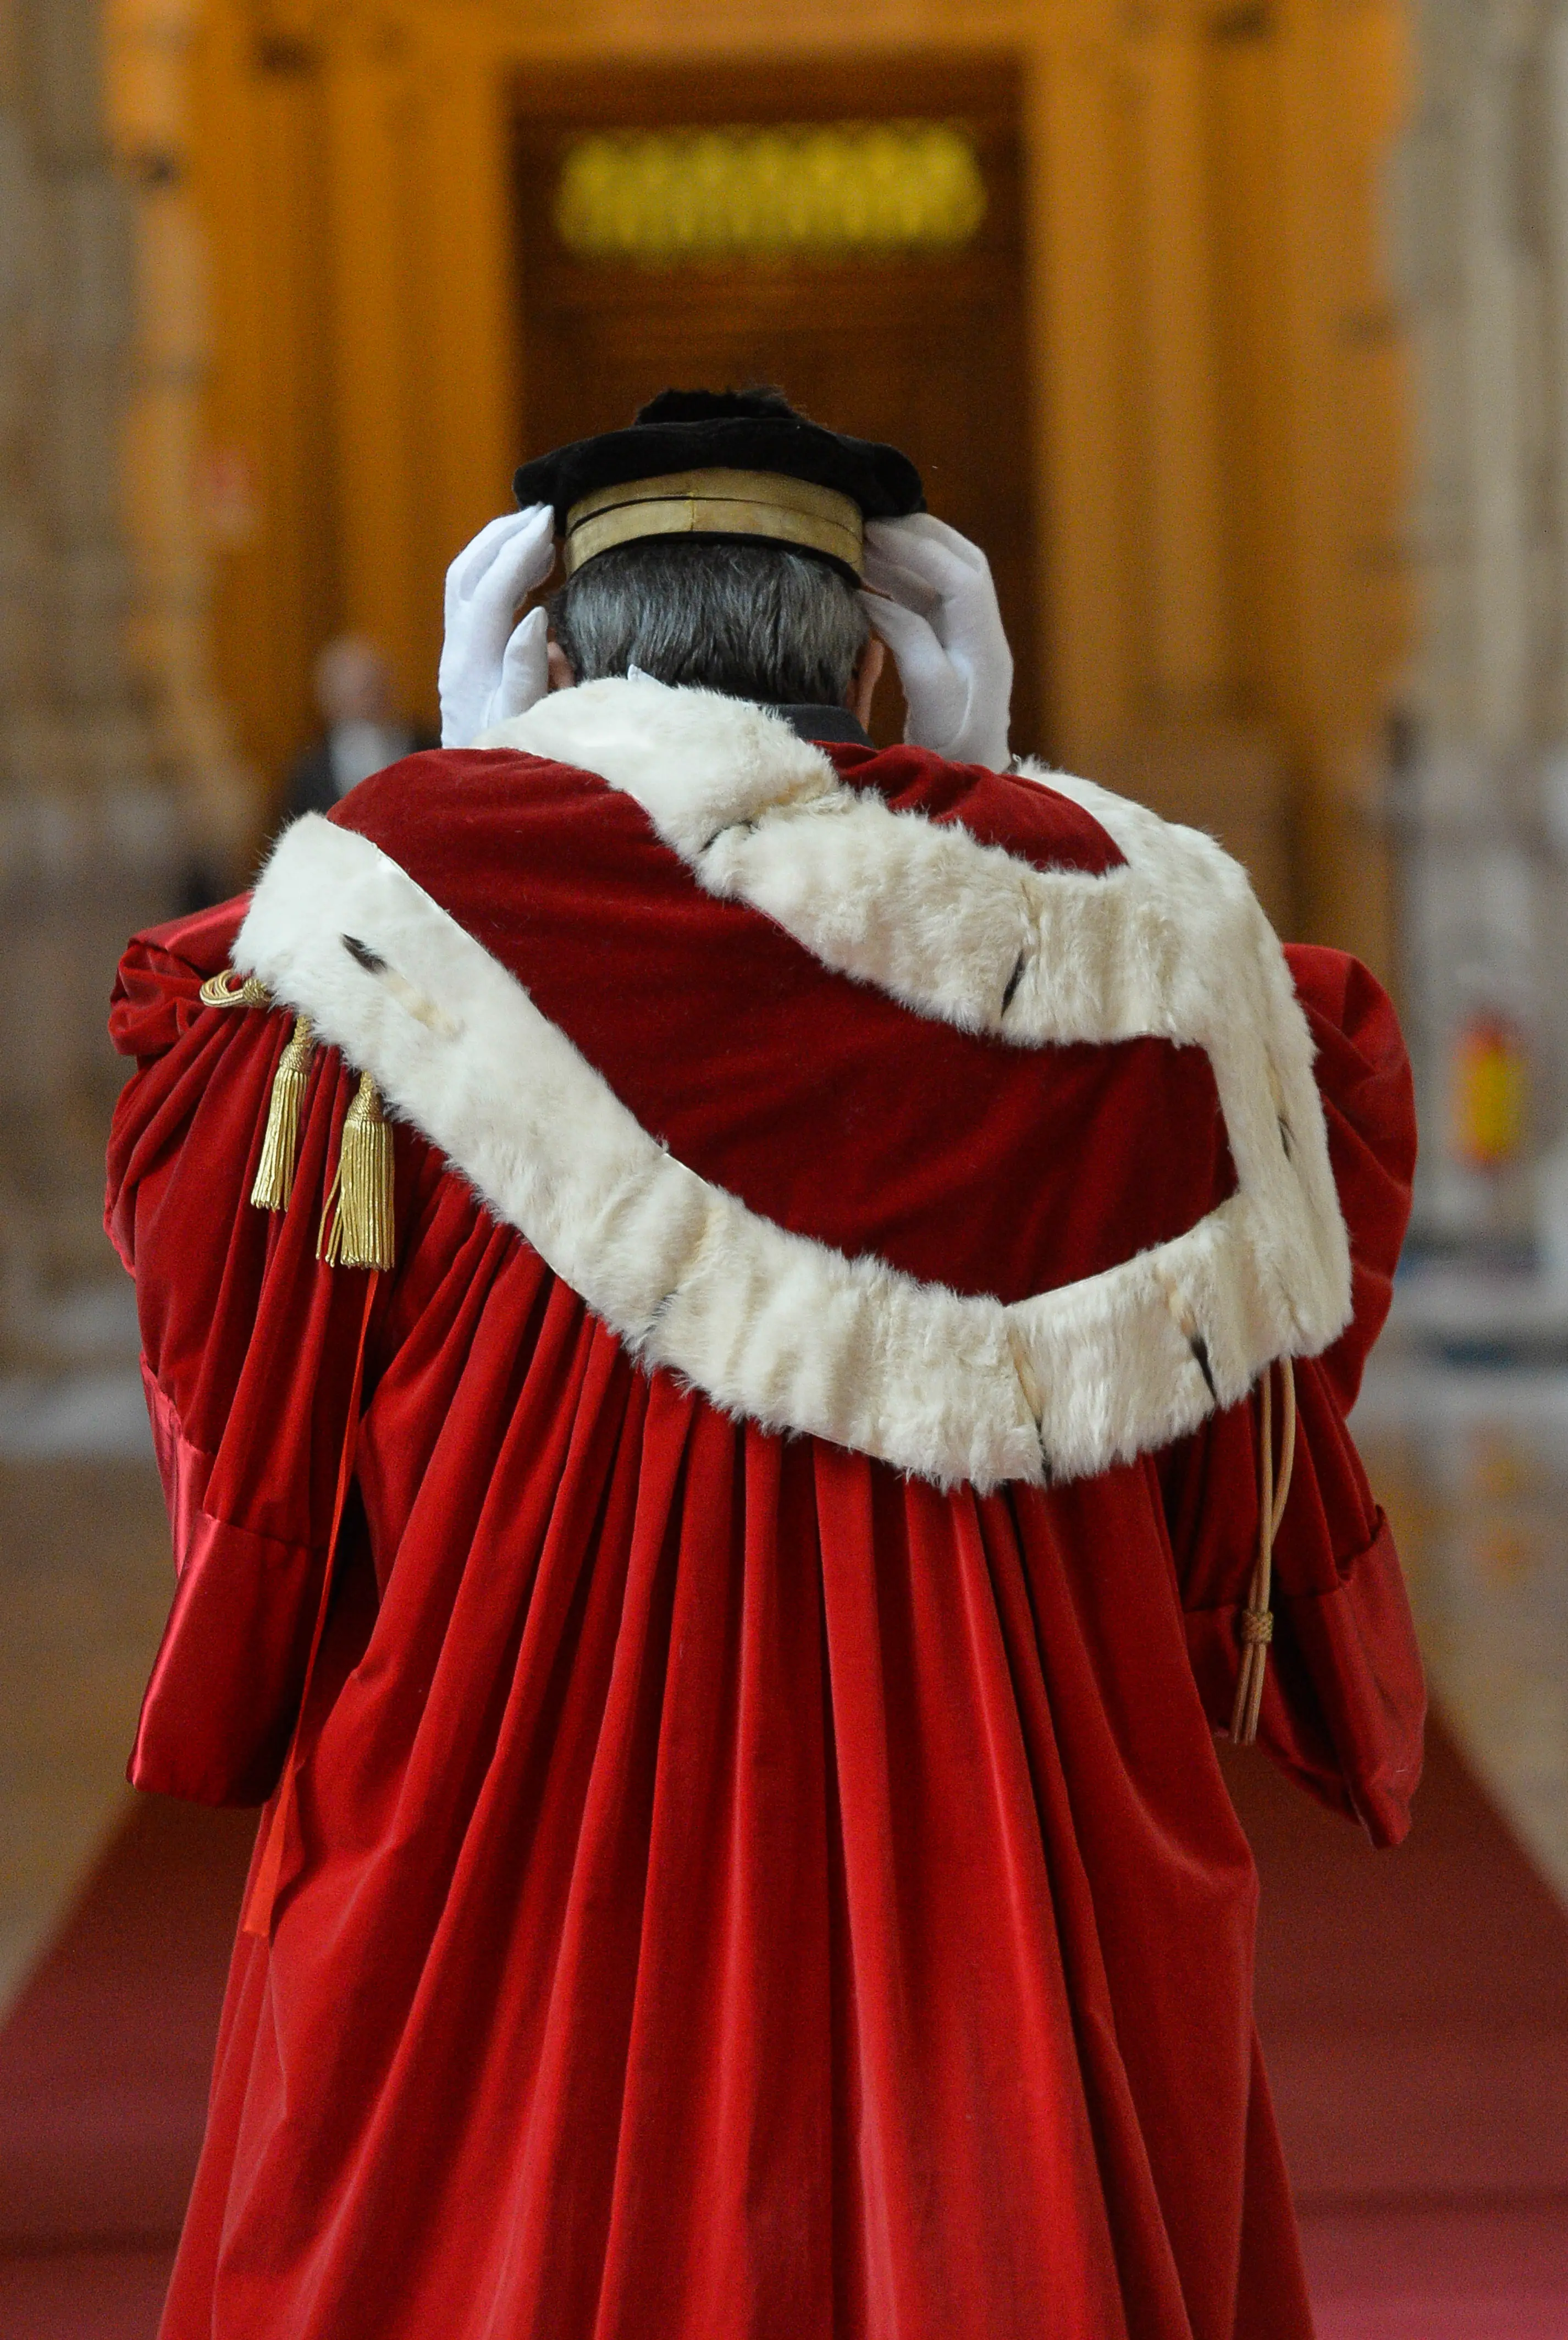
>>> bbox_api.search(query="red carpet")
[1,1728,1564,2337]
[0,1798,255,2338]
[1221,1728,1568,2338]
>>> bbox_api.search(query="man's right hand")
[439,506,557,747]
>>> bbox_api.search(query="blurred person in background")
[104,390,1422,2340]
[284,633,437,820]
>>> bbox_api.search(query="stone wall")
[0,0,173,1370]
[1397,0,1568,1260]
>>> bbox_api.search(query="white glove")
[438,505,556,747]
[862,514,1013,771]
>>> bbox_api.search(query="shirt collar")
[769,703,873,747]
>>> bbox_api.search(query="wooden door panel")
[512,58,1041,751]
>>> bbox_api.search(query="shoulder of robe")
[197,681,1355,1494]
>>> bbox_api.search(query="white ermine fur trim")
[234,681,1351,1491]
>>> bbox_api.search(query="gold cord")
[1230,1357,1296,1746]
[199,969,270,1008]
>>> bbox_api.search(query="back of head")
[549,535,870,706]
[538,387,879,707]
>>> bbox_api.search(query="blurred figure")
[284,636,435,819]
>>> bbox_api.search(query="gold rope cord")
[199,969,270,1008]
[1230,1357,1298,1747]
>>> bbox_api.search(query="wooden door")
[511,58,1042,752]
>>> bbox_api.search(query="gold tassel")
[200,969,270,1008]
[1230,1359,1297,1746]
[250,1016,314,1213]
[318,1070,395,1271]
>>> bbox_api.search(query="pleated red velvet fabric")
[106,741,1423,2340]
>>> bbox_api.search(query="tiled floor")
[1,1331,1566,2340]
[1356,1356,1568,1902]
[0,1444,168,2014]
[3,1329,1568,2330]
[2,1337,1566,2009]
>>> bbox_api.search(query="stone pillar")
[107,0,253,867]
[0,0,173,1369]
[1395,0,1568,1261]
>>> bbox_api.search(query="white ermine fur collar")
[235,677,1350,1491]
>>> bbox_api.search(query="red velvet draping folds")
[105,741,1422,2340]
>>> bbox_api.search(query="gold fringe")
[250,1016,314,1213]
[200,969,270,1008]
[1230,1358,1297,1746]
[318,1070,396,1271]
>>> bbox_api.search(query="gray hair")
[549,538,870,705]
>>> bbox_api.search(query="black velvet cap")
[514,388,926,530]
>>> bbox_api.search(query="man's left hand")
[862,515,1013,772]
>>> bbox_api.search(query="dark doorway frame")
[509,53,1044,753]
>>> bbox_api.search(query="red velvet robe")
[107,726,1422,2340]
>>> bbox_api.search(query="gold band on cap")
[563,467,864,577]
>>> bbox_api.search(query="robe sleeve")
[1164,946,1426,1846]
[107,908,397,1806]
